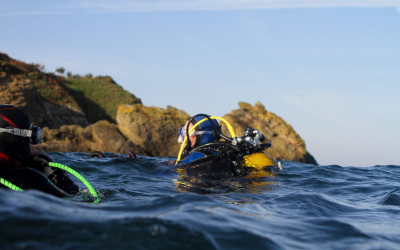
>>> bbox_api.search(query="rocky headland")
[0,53,317,164]
[222,102,317,164]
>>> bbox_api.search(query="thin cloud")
[77,0,400,12]
[1,0,400,16]
[1,10,71,17]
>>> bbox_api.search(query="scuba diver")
[0,104,79,197]
[173,114,277,180]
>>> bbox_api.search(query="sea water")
[0,152,399,249]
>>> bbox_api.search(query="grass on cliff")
[1,53,141,123]
[65,76,141,121]
[30,74,77,105]
[0,55,78,109]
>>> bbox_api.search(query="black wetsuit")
[0,153,79,197]
[0,105,79,197]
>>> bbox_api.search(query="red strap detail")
[0,152,21,166]
[0,114,17,128]
[0,107,17,111]
[0,152,10,161]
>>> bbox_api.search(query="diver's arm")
[29,151,80,195]
[5,168,66,198]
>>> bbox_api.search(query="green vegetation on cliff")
[0,53,81,111]
[0,52,141,125]
[65,75,142,123]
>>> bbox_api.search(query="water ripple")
[0,153,399,249]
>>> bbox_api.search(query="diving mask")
[177,127,213,143]
[0,126,42,145]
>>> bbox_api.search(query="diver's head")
[0,104,42,160]
[177,115,220,148]
[177,121,197,147]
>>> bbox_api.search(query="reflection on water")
[175,164,278,194]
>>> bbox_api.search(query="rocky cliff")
[114,101,317,164]
[0,52,141,128]
[34,120,147,155]
[0,53,89,128]
[117,104,190,156]
[1,53,317,163]
[222,102,317,164]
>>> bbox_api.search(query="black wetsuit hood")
[0,105,31,161]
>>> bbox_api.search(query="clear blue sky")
[1,1,399,167]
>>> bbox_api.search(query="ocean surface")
[0,152,399,250]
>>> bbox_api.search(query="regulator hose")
[0,178,23,191]
[48,162,100,203]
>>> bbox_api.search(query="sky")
[1,0,399,167]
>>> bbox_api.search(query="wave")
[0,153,399,249]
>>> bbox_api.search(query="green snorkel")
[0,162,100,203]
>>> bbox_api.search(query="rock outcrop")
[0,54,89,128]
[34,120,147,155]
[115,102,317,163]
[117,104,190,156]
[222,102,317,164]
[0,52,141,128]
[1,53,318,163]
